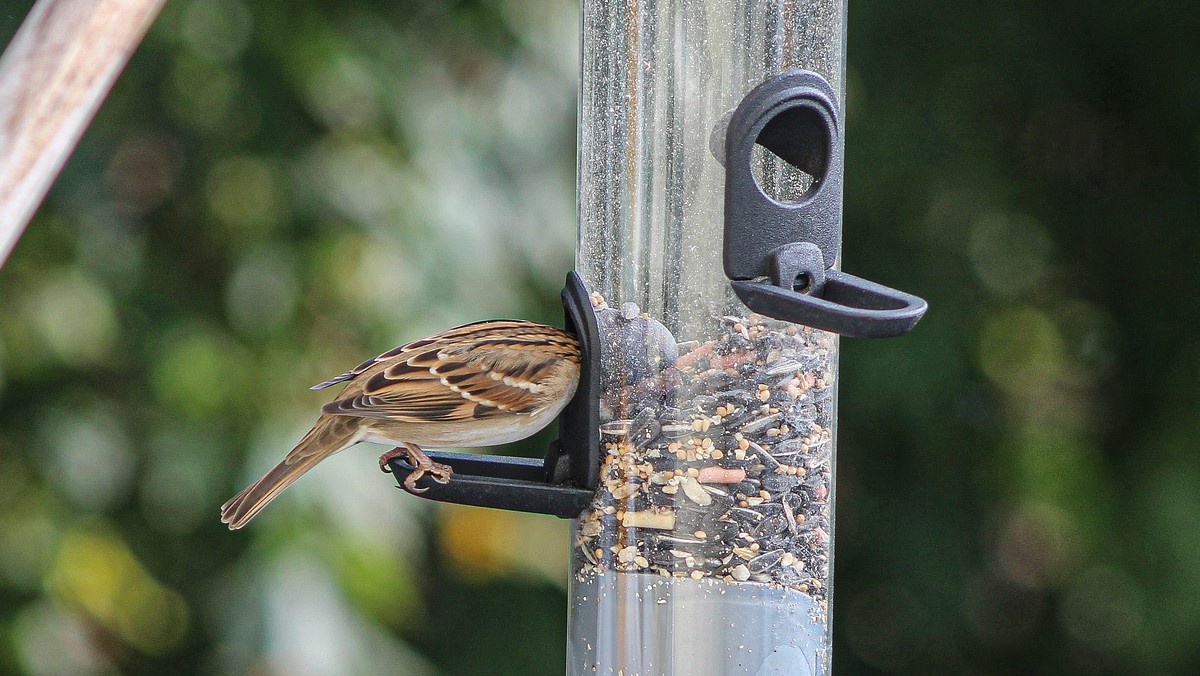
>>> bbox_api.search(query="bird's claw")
[380,445,453,494]
[378,448,402,474]
[401,460,453,493]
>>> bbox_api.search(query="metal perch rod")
[0,0,165,266]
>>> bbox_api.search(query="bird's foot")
[378,447,403,473]
[379,444,453,493]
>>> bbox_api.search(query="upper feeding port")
[724,71,844,278]
[723,70,927,339]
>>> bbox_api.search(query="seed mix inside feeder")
[575,293,835,617]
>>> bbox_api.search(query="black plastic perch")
[723,71,928,338]
[386,271,601,518]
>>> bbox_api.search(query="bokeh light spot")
[303,138,411,225]
[978,306,1065,393]
[26,271,119,366]
[75,207,148,285]
[224,245,301,339]
[151,327,253,418]
[440,504,518,579]
[47,527,190,655]
[179,0,253,63]
[39,404,136,511]
[104,133,180,215]
[968,211,1055,298]
[206,156,289,235]
[0,490,58,591]
[305,55,384,130]
[14,600,109,675]
[165,54,246,135]
[438,504,569,584]
[992,502,1082,589]
[330,541,421,627]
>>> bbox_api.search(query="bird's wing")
[320,320,579,423]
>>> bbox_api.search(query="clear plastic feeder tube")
[570,1,845,675]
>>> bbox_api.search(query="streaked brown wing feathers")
[319,320,579,423]
[309,335,443,390]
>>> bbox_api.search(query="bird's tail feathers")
[220,418,360,530]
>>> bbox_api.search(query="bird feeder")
[389,1,925,674]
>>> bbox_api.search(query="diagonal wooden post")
[0,0,165,267]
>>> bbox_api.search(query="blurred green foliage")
[0,0,1197,674]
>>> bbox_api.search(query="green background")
[1,1,1198,674]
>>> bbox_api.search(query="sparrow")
[220,319,581,530]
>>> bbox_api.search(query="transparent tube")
[570,1,845,675]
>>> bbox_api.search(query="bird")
[220,319,581,530]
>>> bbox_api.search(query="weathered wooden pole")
[0,0,166,266]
